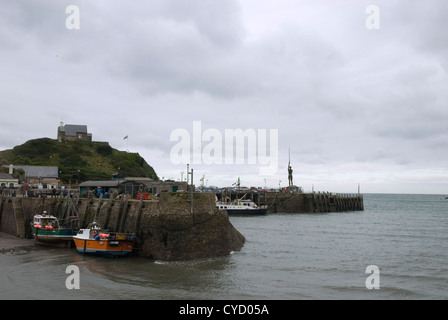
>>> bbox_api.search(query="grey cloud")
[161,0,245,47]
[1,0,448,193]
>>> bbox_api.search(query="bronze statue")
[288,163,293,186]
[287,148,293,186]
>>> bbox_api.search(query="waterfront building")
[9,165,59,189]
[0,173,19,188]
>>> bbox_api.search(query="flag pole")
[123,135,129,152]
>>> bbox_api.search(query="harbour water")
[1,193,447,300]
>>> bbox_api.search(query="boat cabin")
[75,222,103,240]
[217,199,259,210]
[33,213,60,229]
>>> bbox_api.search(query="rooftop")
[12,166,59,178]
[0,173,16,180]
[78,180,119,187]
[59,124,89,136]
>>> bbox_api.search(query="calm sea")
[1,193,447,301]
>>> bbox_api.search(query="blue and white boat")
[217,199,267,216]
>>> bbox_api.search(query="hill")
[0,138,158,183]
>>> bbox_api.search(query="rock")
[137,192,245,261]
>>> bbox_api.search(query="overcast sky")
[1,0,447,194]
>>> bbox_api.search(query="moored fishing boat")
[31,212,78,245]
[216,199,268,215]
[73,222,135,257]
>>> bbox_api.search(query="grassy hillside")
[0,138,158,183]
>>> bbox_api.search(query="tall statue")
[288,147,293,186]
[288,163,293,186]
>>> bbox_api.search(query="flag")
[123,135,128,140]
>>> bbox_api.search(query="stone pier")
[217,191,364,213]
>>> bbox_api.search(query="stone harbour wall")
[0,192,245,261]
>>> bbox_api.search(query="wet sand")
[0,232,35,254]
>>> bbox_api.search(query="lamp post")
[190,169,194,214]
[186,164,189,184]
